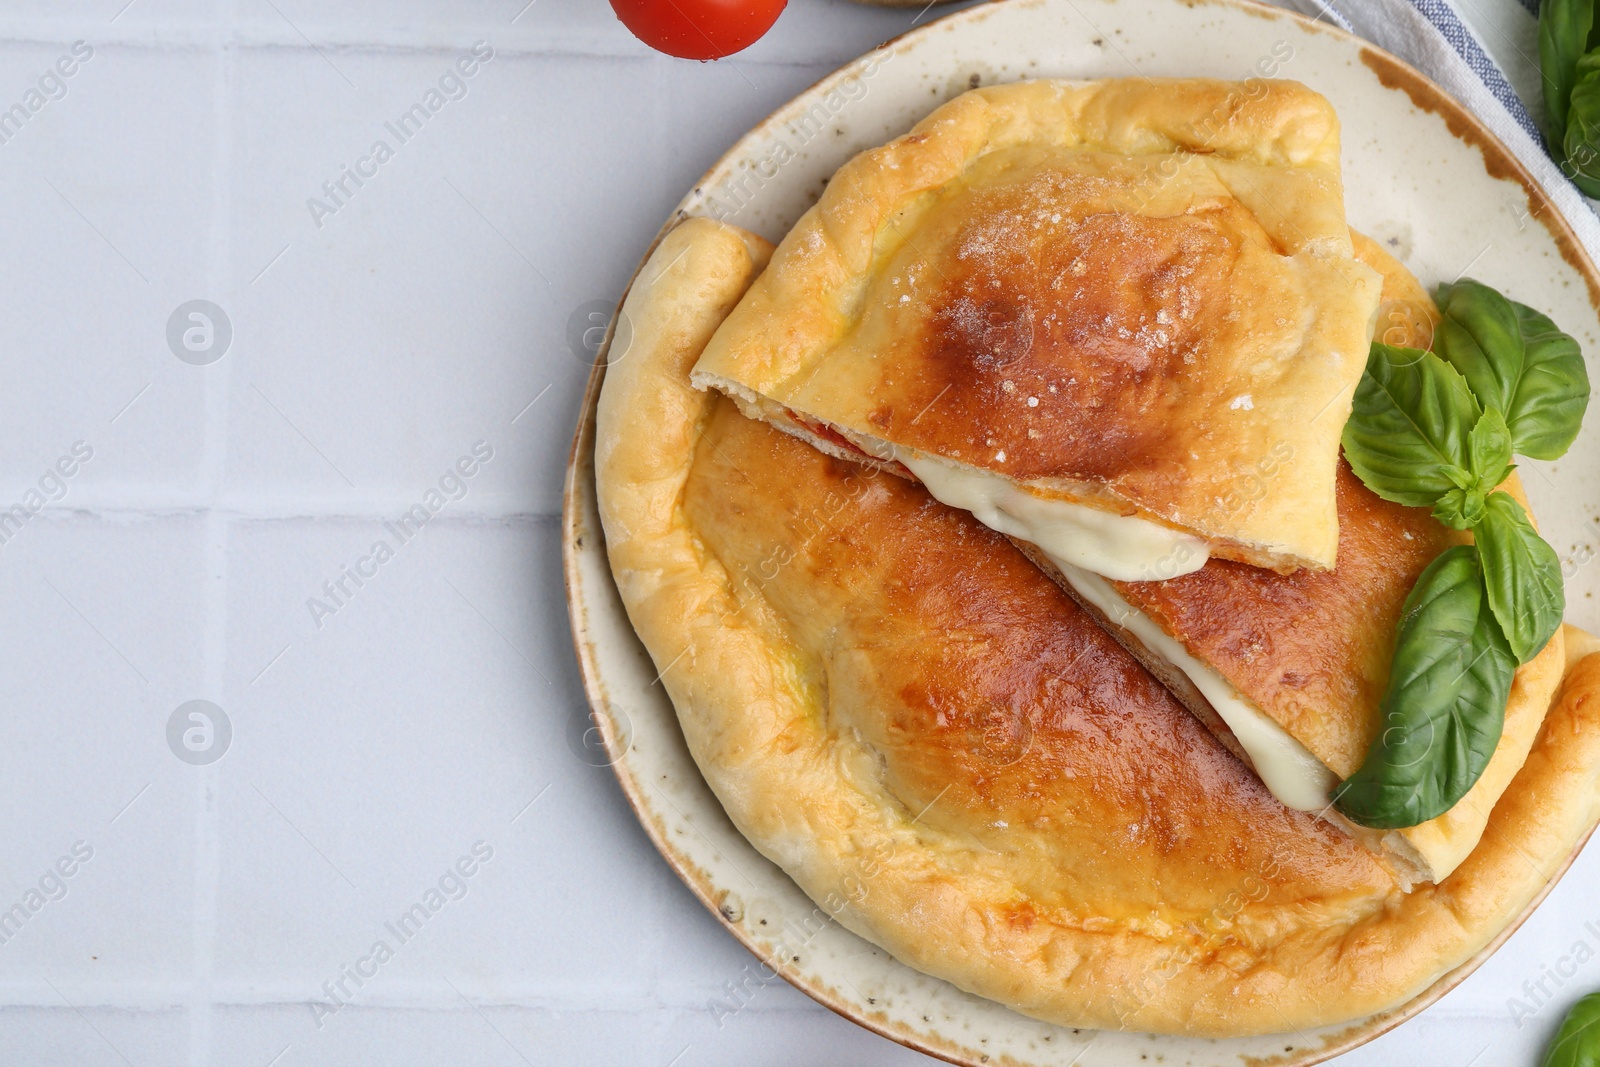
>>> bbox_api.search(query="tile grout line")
[0,21,882,66]
[186,4,237,1065]
[17,501,566,522]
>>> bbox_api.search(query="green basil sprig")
[1341,344,1482,508]
[1434,279,1590,460]
[1342,345,1518,532]
[1331,547,1516,829]
[1569,53,1600,197]
[1544,991,1600,1067]
[1476,492,1566,663]
[1543,0,1598,145]
[1541,0,1600,196]
[1334,278,1588,829]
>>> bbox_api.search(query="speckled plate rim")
[561,1,1600,1063]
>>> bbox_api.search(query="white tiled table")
[0,2,1592,1064]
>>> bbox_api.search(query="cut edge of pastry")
[692,370,1273,581]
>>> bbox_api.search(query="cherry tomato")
[611,0,787,60]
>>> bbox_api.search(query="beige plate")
[562,0,1600,1062]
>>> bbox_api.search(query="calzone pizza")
[594,216,1600,1036]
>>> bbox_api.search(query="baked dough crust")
[597,217,1600,1037]
[1075,235,1565,883]
[691,78,1383,572]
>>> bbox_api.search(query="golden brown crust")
[597,217,1600,1036]
[703,222,1559,882]
[685,402,1391,912]
[595,216,775,576]
[1113,464,1460,779]
[1042,539,1256,759]
[1112,234,1441,775]
[1355,230,1437,351]
[1565,622,1600,672]
[692,78,1384,571]
[1100,236,1566,881]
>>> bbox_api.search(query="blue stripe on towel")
[1407,0,1545,142]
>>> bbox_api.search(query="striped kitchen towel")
[1273,0,1600,255]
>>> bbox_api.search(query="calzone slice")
[692,77,1383,580]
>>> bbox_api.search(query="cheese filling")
[1050,559,1338,812]
[871,448,1211,583]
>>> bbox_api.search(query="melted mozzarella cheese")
[890,452,1211,583]
[1049,559,1337,812]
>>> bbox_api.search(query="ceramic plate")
[562,1,1600,1062]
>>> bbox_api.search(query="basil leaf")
[1432,487,1488,530]
[1568,51,1600,199]
[1333,546,1517,829]
[1434,407,1516,528]
[1516,311,1596,459]
[1476,492,1565,663]
[1342,344,1481,507]
[1543,991,1600,1067]
[1542,0,1599,141]
[1434,279,1591,460]
[1468,406,1514,486]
